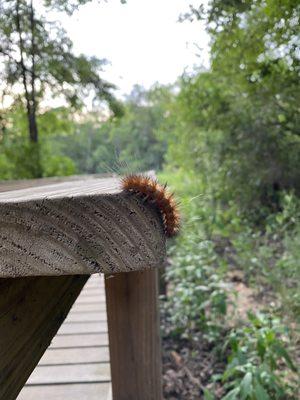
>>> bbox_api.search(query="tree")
[165,0,300,215]
[51,85,172,176]
[0,0,122,177]
[109,85,171,173]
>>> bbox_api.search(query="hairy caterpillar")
[121,174,180,237]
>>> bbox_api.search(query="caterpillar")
[121,174,180,237]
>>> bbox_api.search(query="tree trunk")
[28,109,38,143]
[29,0,38,145]
[16,0,42,178]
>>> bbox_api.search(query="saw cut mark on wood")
[0,176,166,277]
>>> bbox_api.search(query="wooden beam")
[105,270,162,400]
[0,176,166,277]
[0,275,88,400]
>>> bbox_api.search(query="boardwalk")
[17,274,112,400]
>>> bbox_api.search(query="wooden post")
[105,269,162,400]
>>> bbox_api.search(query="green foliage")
[165,235,228,340]
[164,0,300,215]
[51,85,170,175]
[227,192,300,324]
[109,85,170,172]
[0,153,14,180]
[0,106,76,179]
[161,170,299,398]
[159,170,228,341]
[0,0,122,178]
[54,118,116,175]
[221,312,297,400]
[159,10,300,398]
[42,154,75,177]
[0,83,170,180]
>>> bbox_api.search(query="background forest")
[0,0,299,399]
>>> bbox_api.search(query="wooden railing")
[0,174,165,400]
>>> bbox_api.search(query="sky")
[57,0,210,97]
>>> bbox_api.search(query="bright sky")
[58,0,210,97]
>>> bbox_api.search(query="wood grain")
[105,270,163,400]
[0,176,166,277]
[0,275,88,400]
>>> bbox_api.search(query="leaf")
[222,362,239,381]
[253,380,270,400]
[204,388,215,400]
[222,387,240,400]
[265,330,275,344]
[257,337,266,361]
[240,372,253,399]
[273,342,297,372]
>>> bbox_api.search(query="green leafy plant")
[160,171,229,342]
[165,235,228,341]
[221,312,297,400]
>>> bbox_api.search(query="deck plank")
[17,383,111,400]
[50,333,109,348]
[71,296,106,304]
[39,347,109,365]
[70,303,107,313]
[57,321,108,335]
[65,312,107,322]
[26,363,111,385]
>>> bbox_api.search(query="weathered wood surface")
[17,274,112,400]
[57,321,108,334]
[26,363,111,385]
[0,175,166,277]
[18,383,112,400]
[65,310,106,321]
[0,174,109,194]
[51,332,109,348]
[38,346,110,365]
[105,270,163,400]
[0,274,88,400]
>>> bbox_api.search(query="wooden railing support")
[105,269,162,400]
[0,275,88,400]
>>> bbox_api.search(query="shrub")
[221,312,297,400]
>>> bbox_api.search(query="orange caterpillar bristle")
[121,174,180,237]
